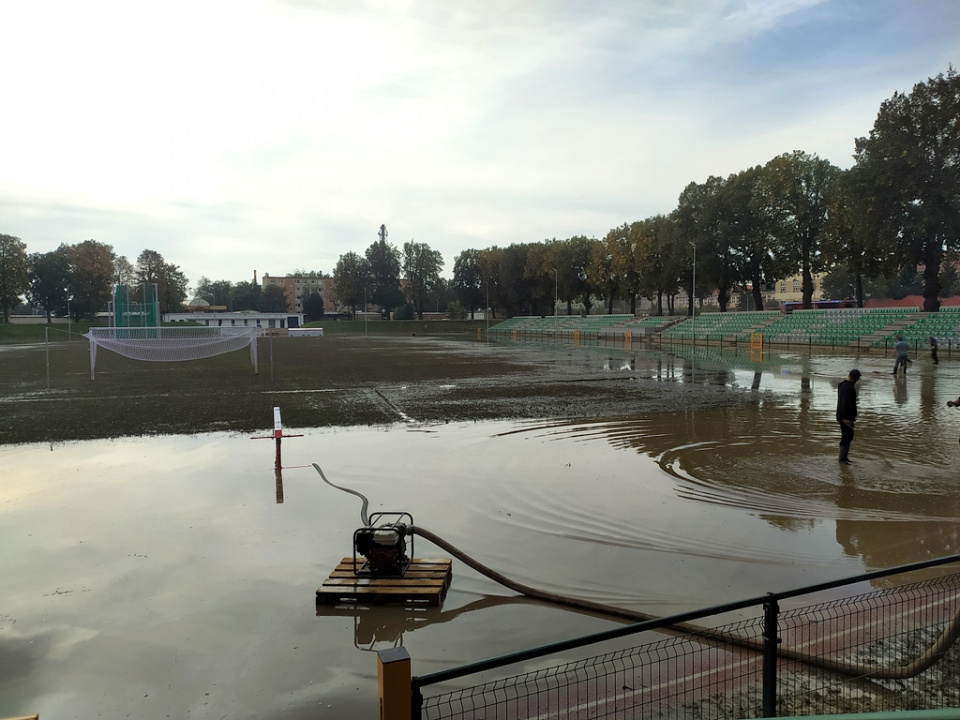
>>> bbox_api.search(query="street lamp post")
[485,282,489,339]
[689,243,696,346]
[552,267,558,343]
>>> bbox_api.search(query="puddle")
[3,347,960,718]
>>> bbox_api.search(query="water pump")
[353,512,413,576]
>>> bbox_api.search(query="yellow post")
[477,328,482,340]
[574,329,580,345]
[378,647,412,720]
[624,330,632,349]
[751,333,763,349]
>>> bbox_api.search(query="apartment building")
[261,273,336,314]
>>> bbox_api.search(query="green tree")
[820,167,893,307]
[452,249,485,318]
[853,67,960,311]
[194,277,233,309]
[113,255,136,287]
[600,224,643,314]
[445,299,467,320]
[69,240,115,321]
[401,240,443,320]
[0,234,30,322]
[723,167,788,311]
[498,244,535,316]
[557,235,597,315]
[302,291,325,321]
[365,233,403,316]
[477,247,502,319]
[332,251,372,315]
[27,245,72,322]
[820,269,857,301]
[759,151,840,309]
[939,254,960,298]
[635,216,676,316]
[259,284,289,313]
[393,303,415,320]
[587,239,619,314]
[675,176,744,313]
[135,249,188,314]
[229,281,261,311]
[662,213,692,315]
[524,241,556,316]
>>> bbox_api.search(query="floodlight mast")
[689,242,696,346]
[553,267,558,344]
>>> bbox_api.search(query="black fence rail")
[399,555,960,719]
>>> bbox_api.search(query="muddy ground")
[0,335,761,444]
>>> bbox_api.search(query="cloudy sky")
[1,0,957,291]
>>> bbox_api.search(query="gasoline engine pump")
[313,462,960,682]
[352,512,413,577]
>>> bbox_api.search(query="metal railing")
[392,554,960,719]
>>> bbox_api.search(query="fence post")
[762,594,780,718]
[378,646,412,720]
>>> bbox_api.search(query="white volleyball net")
[84,326,261,378]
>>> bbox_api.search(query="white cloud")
[1,0,956,287]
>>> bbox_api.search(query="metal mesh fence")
[419,573,960,719]
[775,575,960,716]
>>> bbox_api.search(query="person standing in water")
[837,369,861,465]
[894,336,910,375]
[930,336,939,365]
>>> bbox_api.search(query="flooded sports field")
[3,339,960,718]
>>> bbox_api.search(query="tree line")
[437,68,958,319]
[331,68,958,320]
[0,241,191,323]
[2,68,956,324]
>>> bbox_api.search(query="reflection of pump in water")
[316,596,531,652]
[353,512,413,576]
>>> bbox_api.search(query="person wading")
[836,369,862,465]
[894,336,910,375]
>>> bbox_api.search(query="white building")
[163,311,305,329]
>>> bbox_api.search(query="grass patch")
[0,321,94,344]
[0,334,536,444]
[1,328,763,446]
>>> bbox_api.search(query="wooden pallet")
[316,557,453,607]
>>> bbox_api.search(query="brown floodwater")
[3,345,960,719]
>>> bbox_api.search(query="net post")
[88,332,97,380]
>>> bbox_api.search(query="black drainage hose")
[312,463,960,681]
[411,524,960,681]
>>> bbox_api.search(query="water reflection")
[498,347,960,575]
[894,375,908,406]
[4,346,960,718]
[316,596,540,652]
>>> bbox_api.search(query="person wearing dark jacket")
[836,369,861,465]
